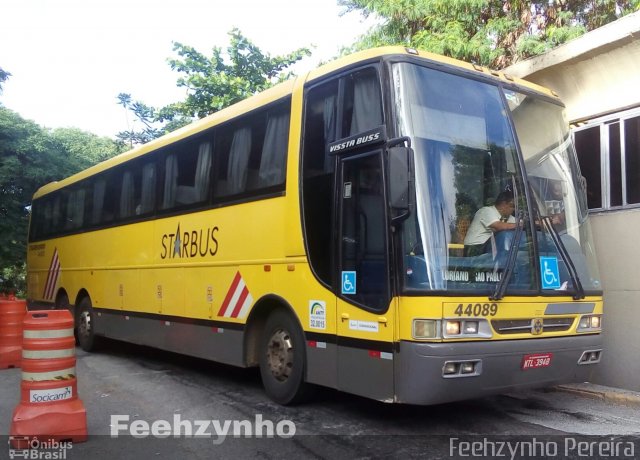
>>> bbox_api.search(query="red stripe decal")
[217,272,242,317]
[49,257,61,299]
[229,286,249,318]
[43,249,60,300]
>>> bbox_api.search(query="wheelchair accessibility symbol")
[540,256,561,289]
[342,271,357,295]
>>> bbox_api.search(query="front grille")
[491,317,574,335]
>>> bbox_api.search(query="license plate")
[521,353,553,370]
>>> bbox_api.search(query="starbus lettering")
[161,224,219,259]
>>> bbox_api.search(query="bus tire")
[259,309,312,405]
[55,291,77,344]
[77,296,99,352]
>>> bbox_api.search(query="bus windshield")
[506,90,601,293]
[392,62,601,294]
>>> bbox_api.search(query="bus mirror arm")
[387,138,414,226]
[387,136,412,149]
[391,208,411,226]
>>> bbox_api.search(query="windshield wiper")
[541,216,585,300]
[490,176,522,301]
[490,210,524,301]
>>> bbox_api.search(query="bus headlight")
[463,321,479,334]
[413,319,440,339]
[443,319,493,339]
[445,320,461,335]
[577,314,602,332]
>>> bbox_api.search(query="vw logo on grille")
[531,318,544,335]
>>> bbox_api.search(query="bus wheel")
[77,297,98,352]
[259,309,311,405]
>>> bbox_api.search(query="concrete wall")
[506,11,640,122]
[590,211,640,391]
[526,39,640,122]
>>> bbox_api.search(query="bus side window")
[91,174,119,225]
[92,179,106,225]
[163,154,178,209]
[343,68,383,137]
[34,198,53,239]
[140,162,156,214]
[257,109,289,189]
[302,68,383,289]
[304,81,339,175]
[214,102,289,199]
[194,142,212,202]
[102,175,120,224]
[302,79,340,287]
[120,170,135,218]
[174,142,212,206]
[226,127,252,195]
[32,194,57,238]
[161,138,212,210]
[65,188,85,230]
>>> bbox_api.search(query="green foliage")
[1,264,25,296]
[0,66,10,94]
[116,93,165,146]
[0,107,123,294]
[50,127,122,167]
[340,0,640,68]
[117,28,311,146]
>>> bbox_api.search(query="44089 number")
[454,303,499,317]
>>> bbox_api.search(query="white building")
[506,11,640,391]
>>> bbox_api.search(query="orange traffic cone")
[10,310,87,446]
[0,295,26,369]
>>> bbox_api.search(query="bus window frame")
[380,56,542,298]
[301,61,392,313]
[28,96,292,243]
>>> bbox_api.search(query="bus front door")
[336,150,395,401]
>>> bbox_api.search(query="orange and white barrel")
[0,295,26,369]
[10,310,87,445]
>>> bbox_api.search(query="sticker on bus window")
[540,256,561,289]
[341,271,356,295]
[344,182,352,199]
[309,301,326,330]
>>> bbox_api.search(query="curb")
[554,383,640,407]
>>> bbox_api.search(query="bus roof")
[306,46,557,97]
[33,46,558,199]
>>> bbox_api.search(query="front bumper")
[394,334,602,405]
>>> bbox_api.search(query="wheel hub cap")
[266,329,293,382]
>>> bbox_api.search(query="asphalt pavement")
[2,340,640,459]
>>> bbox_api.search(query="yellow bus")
[27,47,603,405]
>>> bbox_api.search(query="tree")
[0,108,123,294]
[0,66,9,94]
[116,93,178,147]
[118,28,311,146]
[50,127,122,167]
[339,0,640,69]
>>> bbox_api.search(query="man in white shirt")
[463,191,517,256]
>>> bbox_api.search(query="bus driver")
[463,191,517,257]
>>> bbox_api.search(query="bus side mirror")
[388,143,412,224]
